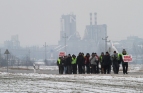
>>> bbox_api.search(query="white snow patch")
[0,72,143,92]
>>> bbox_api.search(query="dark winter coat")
[66,56,72,66]
[85,56,90,65]
[63,58,68,66]
[57,58,64,66]
[76,55,84,65]
[112,53,118,65]
[103,55,111,66]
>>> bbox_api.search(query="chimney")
[90,13,92,25]
[94,12,97,25]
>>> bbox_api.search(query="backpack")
[113,55,118,62]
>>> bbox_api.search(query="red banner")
[122,55,132,62]
[59,52,66,57]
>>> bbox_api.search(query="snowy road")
[0,72,143,93]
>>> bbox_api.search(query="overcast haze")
[0,0,143,46]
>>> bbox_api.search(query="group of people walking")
[57,49,128,74]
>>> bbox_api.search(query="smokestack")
[94,12,97,25]
[90,13,92,25]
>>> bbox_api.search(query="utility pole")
[142,43,143,64]
[4,49,10,72]
[62,33,68,54]
[18,58,19,69]
[26,55,28,69]
[29,49,30,63]
[0,49,1,67]
[43,42,48,63]
[102,36,110,53]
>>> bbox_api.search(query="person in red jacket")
[85,53,90,74]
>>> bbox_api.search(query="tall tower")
[90,13,92,25]
[94,12,97,25]
[60,14,76,41]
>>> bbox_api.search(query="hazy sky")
[0,0,143,46]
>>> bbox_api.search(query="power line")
[0,49,1,67]
[29,49,30,60]
[62,33,68,54]
[102,36,110,53]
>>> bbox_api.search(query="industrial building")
[58,13,107,55]
[82,13,107,53]
[0,13,108,65]
[4,35,20,49]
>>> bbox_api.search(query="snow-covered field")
[0,64,143,93]
[0,72,143,93]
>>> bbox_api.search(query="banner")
[122,55,132,62]
[59,52,66,57]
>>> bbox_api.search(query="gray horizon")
[0,0,143,47]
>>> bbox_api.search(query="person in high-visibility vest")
[117,53,122,74]
[71,54,77,74]
[121,49,128,74]
[57,57,64,74]
[57,57,61,74]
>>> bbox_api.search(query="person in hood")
[121,49,128,74]
[111,51,120,74]
[71,54,77,74]
[90,53,97,74]
[85,53,90,74]
[57,57,64,74]
[82,53,86,74]
[103,52,111,74]
[76,52,84,74]
[67,54,72,74]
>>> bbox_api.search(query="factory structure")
[4,35,20,49]
[58,12,107,55]
[1,13,143,65]
[0,13,107,63]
